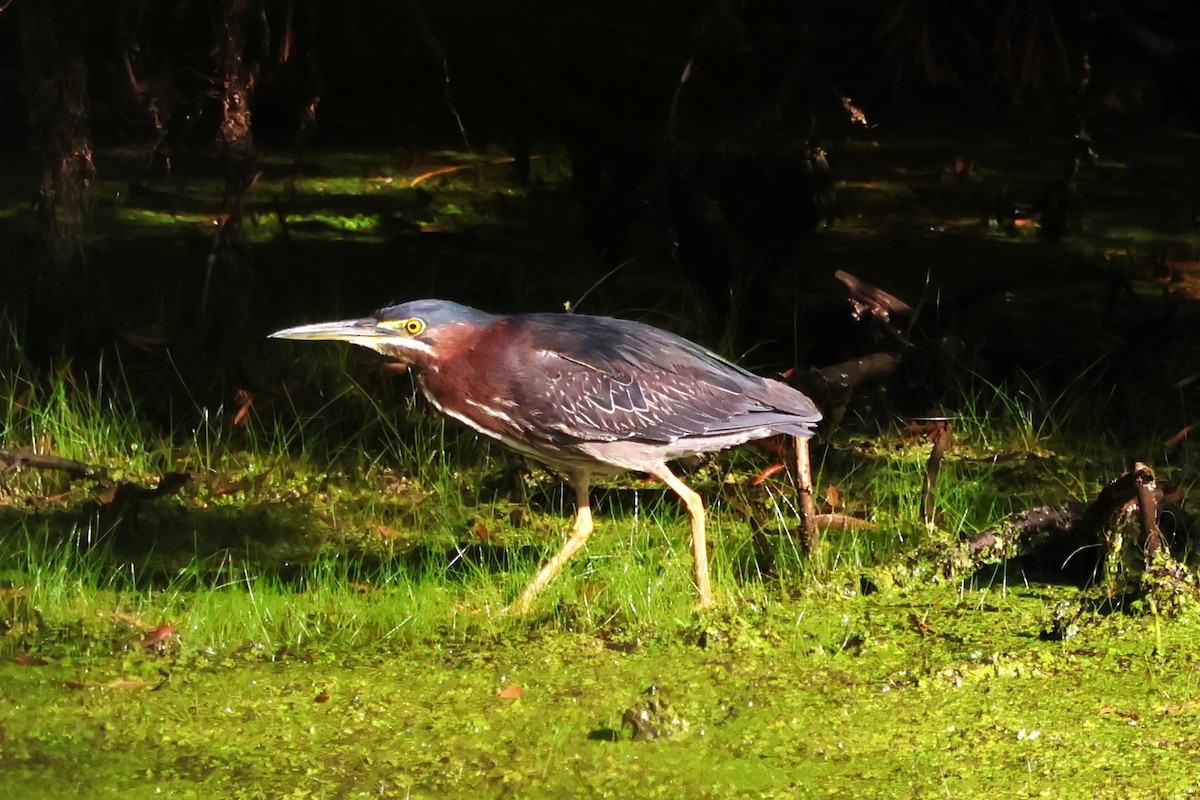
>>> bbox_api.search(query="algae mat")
[3,586,1200,799]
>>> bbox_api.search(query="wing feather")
[505,314,819,445]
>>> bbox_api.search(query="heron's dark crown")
[373,300,496,330]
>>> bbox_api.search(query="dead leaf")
[751,463,786,486]
[841,95,870,127]
[210,476,251,498]
[1164,423,1196,447]
[232,389,255,426]
[141,624,177,649]
[824,484,842,512]
[909,613,937,636]
[372,523,402,539]
[498,685,524,700]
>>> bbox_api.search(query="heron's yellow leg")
[515,479,593,614]
[648,464,714,610]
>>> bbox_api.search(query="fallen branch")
[803,352,903,395]
[792,352,904,429]
[0,448,191,509]
[94,472,193,507]
[0,448,104,480]
[812,513,878,532]
[833,269,913,342]
[965,462,1188,586]
[966,502,1086,558]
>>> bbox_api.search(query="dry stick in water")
[922,421,953,531]
[795,436,819,554]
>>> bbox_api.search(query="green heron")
[271,300,820,612]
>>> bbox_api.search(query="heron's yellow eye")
[404,318,425,336]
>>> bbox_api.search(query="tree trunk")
[20,0,96,359]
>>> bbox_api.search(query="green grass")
[1,339,1185,643]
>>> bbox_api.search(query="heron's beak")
[270,317,431,361]
[269,318,385,344]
